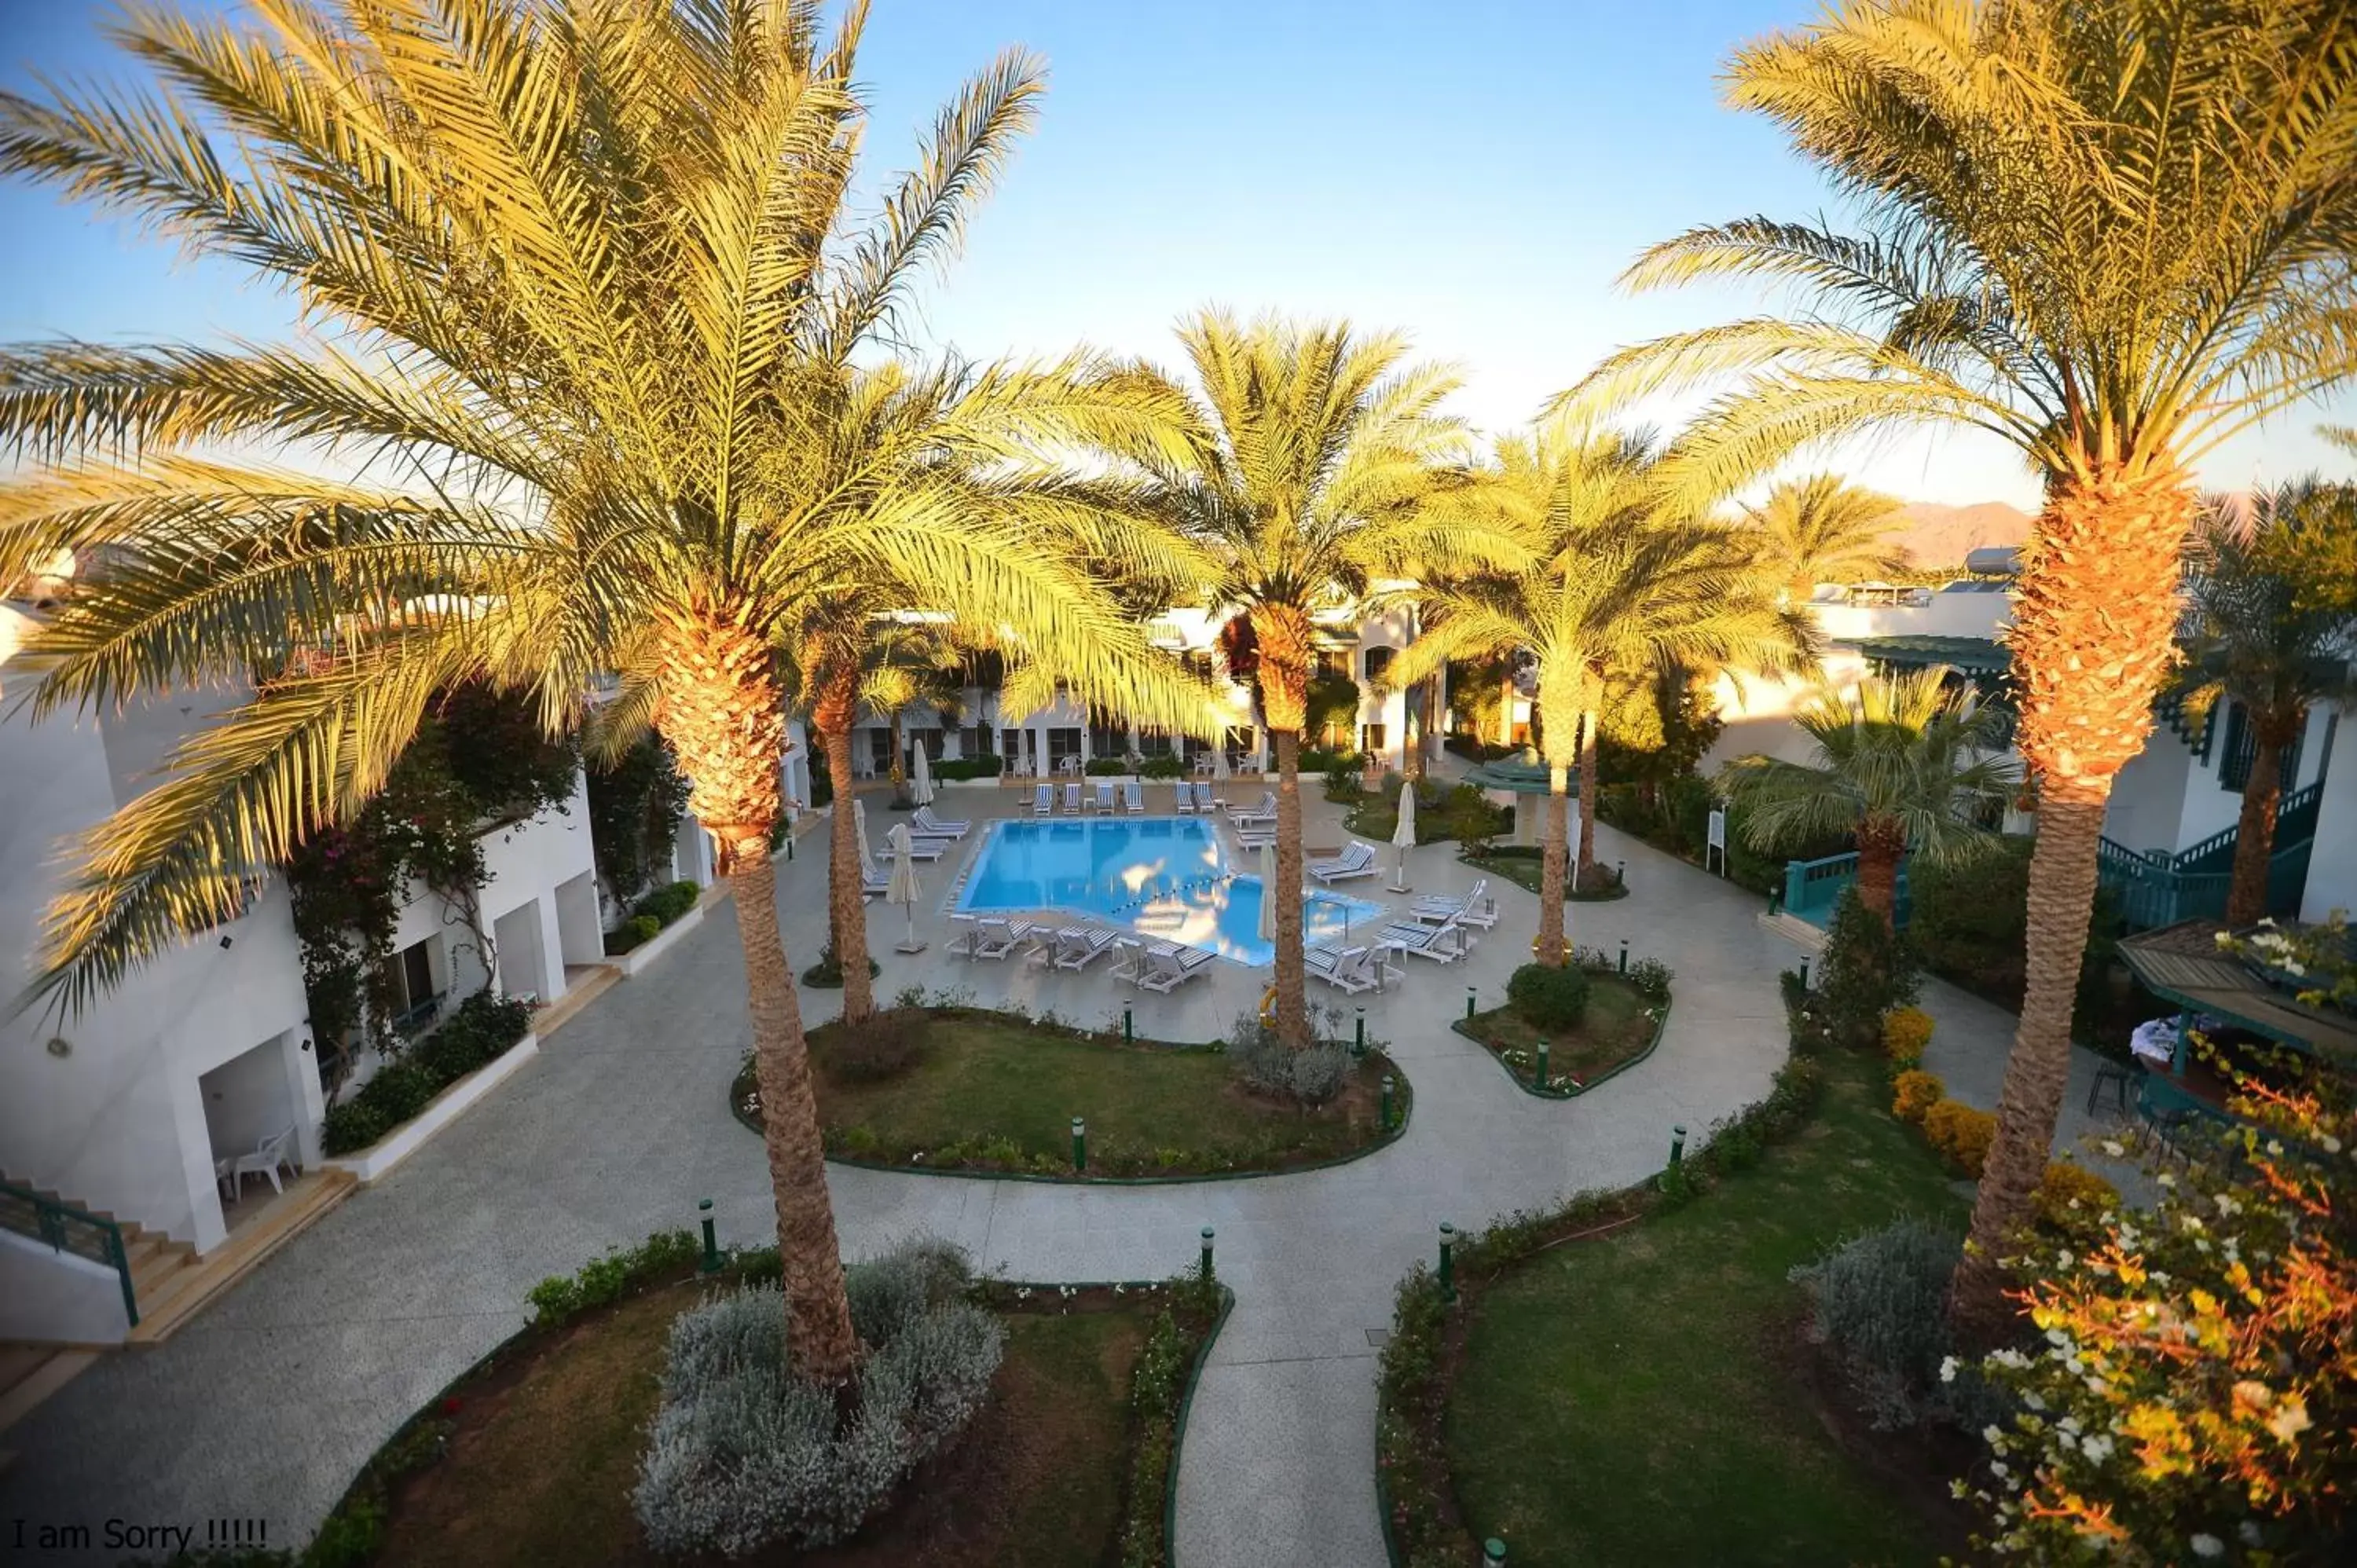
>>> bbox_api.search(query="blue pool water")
[953,816,1388,965]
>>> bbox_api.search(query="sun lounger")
[1307,841,1378,885]
[1377,917,1467,963]
[1030,782,1053,816]
[1123,779,1144,815]
[1061,782,1083,814]
[1173,782,1196,815]
[1194,781,1223,811]
[1410,877,1498,930]
[1051,926,1121,970]
[1233,826,1276,851]
[1306,943,1377,994]
[1086,781,1115,814]
[858,858,893,899]
[1136,942,1217,992]
[909,806,969,838]
[1226,790,1276,823]
[948,915,1051,961]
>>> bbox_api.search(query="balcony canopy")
[2117,920,2357,1061]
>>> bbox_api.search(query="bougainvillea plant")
[1957,1057,2355,1562]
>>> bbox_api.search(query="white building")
[1,602,607,1343]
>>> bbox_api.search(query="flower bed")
[600,877,701,956]
[1461,845,1630,901]
[1455,956,1671,1097]
[320,991,533,1156]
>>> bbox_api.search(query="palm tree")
[1741,474,1905,602]
[2173,482,2357,925]
[1556,0,2357,1338]
[1122,312,1475,1045]
[0,1,1210,1383]
[1390,426,1811,964]
[1718,669,2020,929]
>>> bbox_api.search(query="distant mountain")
[1884,500,2034,567]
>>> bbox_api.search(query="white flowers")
[2080,1433,2115,1463]
[1940,1354,1959,1384]
[2190,1533,2224,1559]
[2102,1139,2126,1158]
[2212,1192,2239,1216]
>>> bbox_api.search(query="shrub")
[1627,955,1673,1003]
[1922,1097,1996,1177]
[1083,755,1131,776]
[1882,1006,1935,1065]
[1791,1218,1976,1431]
[526,1229,702,1328]
[1506,962,1592,1029]
[1816,888,1921,1049]
[635,878,701,927]
[824,1008,929,1083]
[606,912,661,953]
[1225,1011,1351,1105]
[1891,1068,1946,1125]
[801,943,880,987]
[320,1098,390,1156]
[1138,752,1185,779]
[634,1243,1004,1556]
[1322,762,1365,802]
[2033,1160,2120,1235]
[933,753,1003,781]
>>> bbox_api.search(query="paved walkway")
[0,789,1816,1565]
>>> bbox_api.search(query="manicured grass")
[1462,846,1628,900]
[374,1278,1176,1568]
[739,1008,1404,1178]
[1443,1050,1969,1565]
[1464,974,1659,1091]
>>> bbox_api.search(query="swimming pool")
[952,816,1389,966]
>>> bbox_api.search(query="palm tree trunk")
[1404,682,1428,782]
[1498,674,1516,748]
[889,709,907,796]
[1950,463,2195,1343]
[1538,761,1570,965]
[1575,708,1600,886]
[2225,725,2290,926]
[1853,816,1905,930]
[822,727,875,1023]
[1252,603,1314,1049]
[655,604,857,1379]
[724,836,860,1383]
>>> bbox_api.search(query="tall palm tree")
[2173,482,2357,925]
[1123,312,1475,1045]
[1741,474,1905,601]
[1555,0,2357,1338]
[1390,426,1811,964]
[0,1,1209,1382]
[1718,669,2019,929]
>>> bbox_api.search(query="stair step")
[126,1171,355,1345]
[0,1348,99,1437]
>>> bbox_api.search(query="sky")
[2,0,2352,512]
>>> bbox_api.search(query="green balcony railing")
[0,1178,137,1328]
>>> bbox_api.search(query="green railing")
[0,1178,137,1328]
[2095,833,2314,930]
[1781,852,1912,927]
[2170,782,2321,877]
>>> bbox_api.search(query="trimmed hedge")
[321,991,533,1155]
[933,753,1003,781]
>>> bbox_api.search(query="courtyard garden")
[733,1006,1408,1178]
[1458,956,1670,1094]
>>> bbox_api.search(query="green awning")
[1462,756,1564,795]
[2117,921,2357,1061]
[1843,634,2011,674]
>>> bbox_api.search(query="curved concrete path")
[0,800,1800,1565]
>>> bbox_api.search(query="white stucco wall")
[0,1229,131,1345]
[0,644,318,1252]
[2301,705,2357,923]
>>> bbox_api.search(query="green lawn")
[1465,975,1658,1090]
[741,1009,1401,1178]
[1463,846,1627,900]
[1444,1050,1968,1565]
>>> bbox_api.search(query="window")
[2220,702,2301,793]
[1090,722,1129,758]
[962,724,989,758]
[1363,647,1395,684]
[1362,723,1387,757]
[1135,730,1174,757]
[379,940,442,1035]
[1048,727,1081,768]
[866,728,893,775]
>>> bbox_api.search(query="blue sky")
[3,0,2350,511]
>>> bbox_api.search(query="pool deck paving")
[0,780,2091,1566]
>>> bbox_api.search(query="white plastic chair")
[231,1127,301,1198]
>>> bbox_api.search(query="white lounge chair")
[229,1126,302,1199]
[1411,877,1498,930]
[1306,943,1376,994]
[1173,783,1195,815]
[885,832,948,862]
[948,915,1050,961]
[1377,917,1467,963]
[859,858,893,898]
[1087,781,1116,814]
[1195,781,1224,811]
[1031,783,1053,816]
[909,806,969,839]
[1308,841,1379,885]
[1226,790,1276,822]
[1136,942,1218,992]
[1233,826,1276,851]
[1123,779,1145,815]
[1061,782,1083,814]
[1051,926,1121,970]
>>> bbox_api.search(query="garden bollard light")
[1535,1039,1550,1090]
[1616,859,1626,888]
[1465,985,1476,1020]
[1484,1539,1508,1566]
[1618,937,1629,974]
[1670,1123,1687,1167]
[1124,1002,1134,1043]
[1200,1225,1215,1282]
[1381,1073,1395,1130]
[1354,1006,1366,1056]
[1798,956,1811,990]
[698,1198,720,1273]
[1767,883,1784,917]
[1072,1116,1087,1172]
[1439,1222,1457,1302]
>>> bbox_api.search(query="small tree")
[1813,887,1921,1050]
